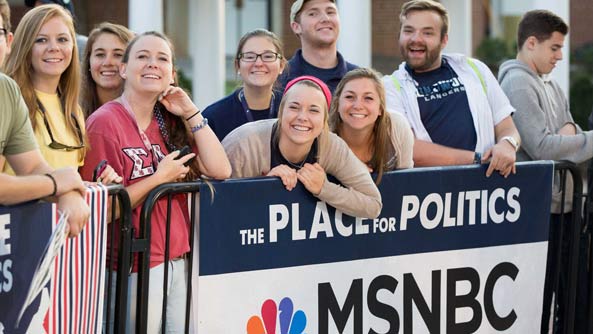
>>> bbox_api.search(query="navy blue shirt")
[406,59,477,151]
[277,49,358,93]
[202,89,281,141]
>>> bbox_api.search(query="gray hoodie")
[499,59,592,212]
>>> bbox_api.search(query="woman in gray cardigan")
[222,76,382,219]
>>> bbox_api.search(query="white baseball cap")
[290,0,336,25]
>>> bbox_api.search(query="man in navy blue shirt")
[278,0,358,93]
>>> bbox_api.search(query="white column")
[189,0,225,108]
[336,0,371,67]
[441,0,472,55]
[128,0,164,33]
[532,0,570,95]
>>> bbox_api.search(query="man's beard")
[400,42,442,72]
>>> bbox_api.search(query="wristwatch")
[500,136,519,152]
[473,151,482,164]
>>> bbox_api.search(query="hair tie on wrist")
[45,173,57,197]
[186,109,201,121]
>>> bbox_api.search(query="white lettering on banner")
[400,187,521,230]
[0,214,11,256]
[0,215,13,293]
[238,187,521,246]
[239,228,265,245]
[0,259,12,293]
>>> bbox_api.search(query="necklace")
[284,149,312,170]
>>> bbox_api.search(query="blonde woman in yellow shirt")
[4,4,119,183]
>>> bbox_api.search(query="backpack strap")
[466,57,487,95]
[390,74,401,93]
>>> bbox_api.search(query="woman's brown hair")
[81,22,133,117]
[329,68,393,184]
[122,31,201,181]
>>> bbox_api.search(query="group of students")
[0,1,412,331]
[1,0,592,332]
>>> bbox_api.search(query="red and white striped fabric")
[46,184,108,334]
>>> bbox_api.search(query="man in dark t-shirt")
[383,0,520,178]
[278,0,358,93]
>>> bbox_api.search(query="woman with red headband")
[223,75,382,219]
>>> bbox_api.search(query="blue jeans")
[104,259,188,333]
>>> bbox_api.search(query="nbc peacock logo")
[246,297,307,334]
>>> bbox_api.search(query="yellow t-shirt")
[3,90,84,173]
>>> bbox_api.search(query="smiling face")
[30,16,73,85]
[279,82,327,148]
[399,10,447,73]
[291,0,340,48]
[337,77,381,133]
[237,36,284,89]
[121,34,174,96]
[90,32,126,91]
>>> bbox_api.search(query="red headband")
[283,75,332,108]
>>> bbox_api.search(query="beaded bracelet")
[45,173,57,197]
[190,117,209,133]
[186,109,201,121]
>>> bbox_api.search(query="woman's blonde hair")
[329,68,394,184]
[81,22,133,118]
[5,4,86,156]
[274,79,330,160]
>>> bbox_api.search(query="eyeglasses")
[0,28,7,39]
[36,99,85,151]
[238,51,282,63]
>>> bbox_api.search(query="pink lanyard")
[117,96,161,168]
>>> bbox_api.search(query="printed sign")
[196,162,553,333]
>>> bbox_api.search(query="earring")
[237,71,240,75]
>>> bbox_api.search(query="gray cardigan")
[222,119,382,219]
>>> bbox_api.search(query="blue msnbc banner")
[195,162,554,333]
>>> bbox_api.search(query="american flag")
[45,184,108,334]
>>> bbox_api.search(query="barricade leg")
[541,214,564,333]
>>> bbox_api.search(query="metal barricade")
[134,181,202,334]
[587,159,593,334]
[549,162,586,334]
[102,184,133,334]
[123,163,589,334]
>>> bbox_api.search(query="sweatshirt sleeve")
[505,81,593,163]
[318,134,382,219]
